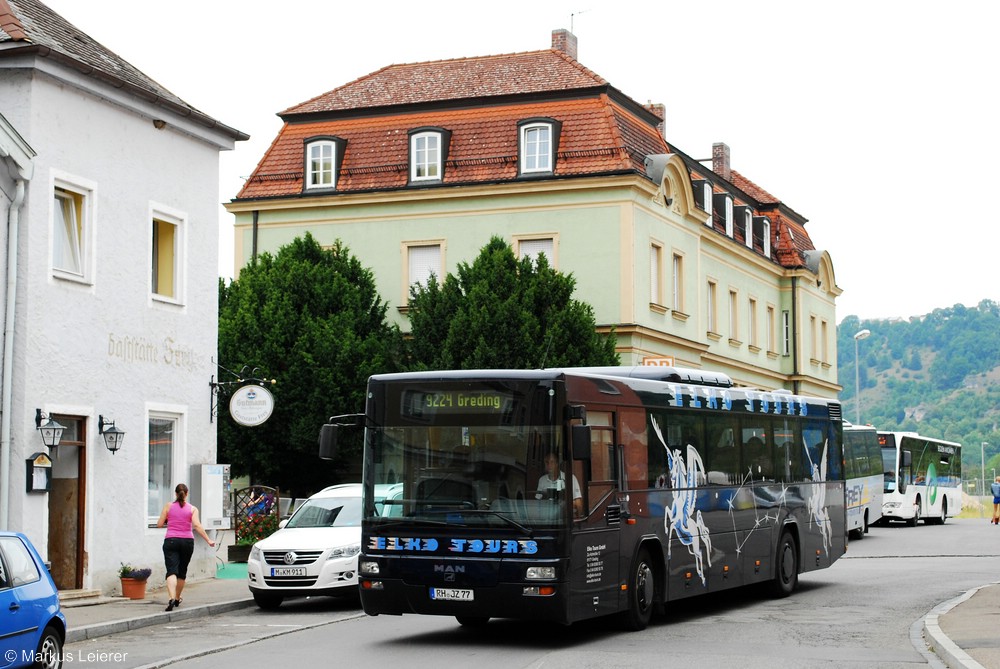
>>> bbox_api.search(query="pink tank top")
[165,501,194,539]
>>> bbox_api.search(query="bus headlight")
[360,560,380,575]
[526,566,556,580]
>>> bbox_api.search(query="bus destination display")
[402,389,511,415]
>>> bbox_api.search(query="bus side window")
[705,416,738,485]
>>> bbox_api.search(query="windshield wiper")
[369,515,462,528]
[444,509,533,535]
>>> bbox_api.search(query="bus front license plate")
[430,588,474,601]
[271,567,306,577]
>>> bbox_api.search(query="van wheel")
[620,548,655,631]
[253,592,283,610]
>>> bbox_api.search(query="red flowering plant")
[234,487,279,545]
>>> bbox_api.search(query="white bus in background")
[878,431,963,526]
[843,423,883,539]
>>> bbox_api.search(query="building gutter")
[1,178,26,529]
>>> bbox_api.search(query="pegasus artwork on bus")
[319,366,847,630]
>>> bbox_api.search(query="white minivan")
[247,484,363,609]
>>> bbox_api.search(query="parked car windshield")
[285,496,361,529]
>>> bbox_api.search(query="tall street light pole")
[853,329,871,424]
[983,442,988,509]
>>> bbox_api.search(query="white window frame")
[404,241,443,301]
[671,252,684,312]
[729,289,739,339]
[650,242,663,305]
[724,197,734,237]
[702,183,713,226]
[762,219,771,256]
[146,409,185,526]
[518,236,556,268]
[782,309,791,356]
[744,209,753,249]
[150,203,186,305]
[306,140,337,190]
[520,123,553,173]
[410,131,442,182]
[707,280,718,334]
[51,172,96,285]
[766,305,776,353]
[748,298,758,348]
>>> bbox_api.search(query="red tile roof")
[239,95,658,199]
[282,49,608,115]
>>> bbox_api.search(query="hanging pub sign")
[229,384,275,426]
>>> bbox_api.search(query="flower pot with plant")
[118,562,152,600]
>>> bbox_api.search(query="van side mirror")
[572,425,591,461]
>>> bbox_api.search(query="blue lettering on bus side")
[370,537,537,554]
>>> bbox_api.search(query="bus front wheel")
[456,615,489,627]
[767,532,798,598]
[620,548,655,631]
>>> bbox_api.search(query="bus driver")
[536,450,584,517]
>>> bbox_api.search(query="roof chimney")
[552,29,578,61]
[712,142,731,181]
[645,102,666,141]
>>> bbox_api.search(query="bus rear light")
[626,518,636,525]
[723,565,729,579]
[361,580,384,590]
[754,560,761,574]
[523,585,556,597]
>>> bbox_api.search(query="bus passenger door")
[569,411,621,623]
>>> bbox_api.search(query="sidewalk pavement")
[61,567,999,669]
[62,564,254,644]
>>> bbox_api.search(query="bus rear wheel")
[767,531,798,598]
[620,548,655,631]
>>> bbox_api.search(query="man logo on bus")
[651,417,713,585]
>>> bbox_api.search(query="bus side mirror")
[318,424,339,460]
[901,451,912,468]
[572,425,591,461]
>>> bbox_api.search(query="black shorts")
[163,537,195,579]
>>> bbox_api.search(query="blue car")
[0,532,66,669]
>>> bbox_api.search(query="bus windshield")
[366,425,573,530]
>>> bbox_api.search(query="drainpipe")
[251,210,258,264]
[1,179,26,529]
[791,276,800,394]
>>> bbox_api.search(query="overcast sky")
[42,0,999,323]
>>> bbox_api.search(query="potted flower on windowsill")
[119,562,152,600]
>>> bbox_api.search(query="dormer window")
[518,118,562,175]
[734,206,753,248]
[713,193,733,236]
[409,127,452,183]
[754,217,772,256]
[304,136,346,191]
[692,179,714,226]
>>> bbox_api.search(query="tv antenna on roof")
[570,9,590,32]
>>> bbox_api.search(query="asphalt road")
[65,516,998,669]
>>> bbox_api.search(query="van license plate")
[430,588,474,601]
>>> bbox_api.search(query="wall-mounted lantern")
[26,452,52,493]
[98,415,126,454]
[35,409,65,449]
